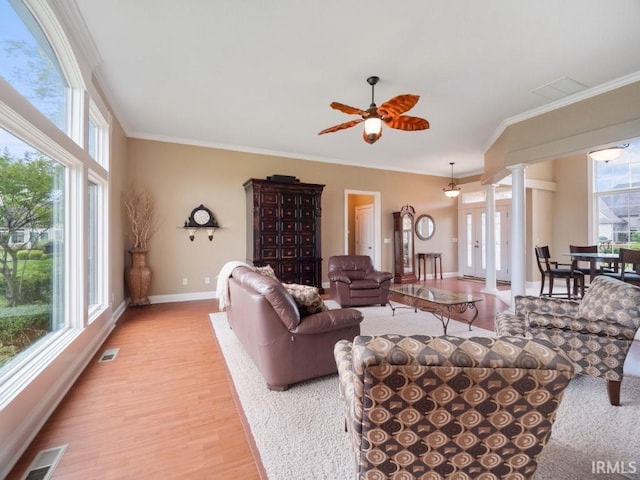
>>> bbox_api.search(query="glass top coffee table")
[385,284,484,335]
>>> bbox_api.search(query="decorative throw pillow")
[576,276,640,329]
[283,283,327,316]
[253,264,278,280]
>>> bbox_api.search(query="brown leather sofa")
[226,265,363,390]
[328,255,393,307]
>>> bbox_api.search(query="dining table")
[563,252,620,281]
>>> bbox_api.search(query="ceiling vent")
[531,76,589,100]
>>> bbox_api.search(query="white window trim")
[88,98,110,169]
[87,173,109,323]
[0,0,110,400]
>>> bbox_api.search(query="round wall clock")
[187,204,217,227]
[193,208,211,226]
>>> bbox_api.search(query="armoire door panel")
[261,206,278,217]
[281,221,297,233]
[300,247,315,257]
[261,220,278,232]
[260,191,279,204]
[281,206,296,220]
[262,248,277,259]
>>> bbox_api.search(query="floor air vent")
[98,347,120,363]
[22,445,67,480]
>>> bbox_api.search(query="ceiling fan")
[318,76,430,144]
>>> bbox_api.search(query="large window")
[0,0,69,133]
[594,142,640,251]
[0,128,65,370]
[0,0,110,394]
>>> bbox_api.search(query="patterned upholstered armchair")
[334,334,574,479]
[495,275,640,406]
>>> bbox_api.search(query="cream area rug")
[209,304,640,480]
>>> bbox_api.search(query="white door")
[355,204,375,260]
[461,204,510,281]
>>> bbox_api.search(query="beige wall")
[125,138,458,297]
[552,154,589,251]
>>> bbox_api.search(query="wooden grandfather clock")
[393,204,417,283]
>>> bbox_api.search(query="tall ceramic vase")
[126,249,151,306]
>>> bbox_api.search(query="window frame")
[0,0,111,402]
[590,145,640,247]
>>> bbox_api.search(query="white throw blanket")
[216,260,252,310]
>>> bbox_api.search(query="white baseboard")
[147,291,217,304]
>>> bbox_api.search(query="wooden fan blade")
[378,94,420,117]
[362,128,382,144]
[385,115,430,131]
[330,102,366,116]
[318,118,363,135]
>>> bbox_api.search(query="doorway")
[344,190,382,270]
[459,203,511,282]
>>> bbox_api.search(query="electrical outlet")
[182,277,188,286]
[204,276,211,284]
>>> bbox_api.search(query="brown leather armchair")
[226,266,363,391]
[328,255,393,307]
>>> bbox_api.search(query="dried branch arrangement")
[122,185,159,251]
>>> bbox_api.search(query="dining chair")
[535,245,584,298]
[603,248,640,286]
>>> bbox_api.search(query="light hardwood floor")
[7,278,508,479]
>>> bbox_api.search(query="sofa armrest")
[363,270,393,284]
[291,308,363,335]
[528,312,637,341]
[334,340,363,440]
[328,272,352,284]
[514,295,580,318]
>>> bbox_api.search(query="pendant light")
[443,162,461,198]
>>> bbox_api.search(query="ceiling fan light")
[364,116,382,137]
[588,144,629,162]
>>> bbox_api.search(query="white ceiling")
[70,0,640,178]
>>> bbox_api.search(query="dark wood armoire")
[244,177,324,288]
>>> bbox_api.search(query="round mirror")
[415,214,435,240]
